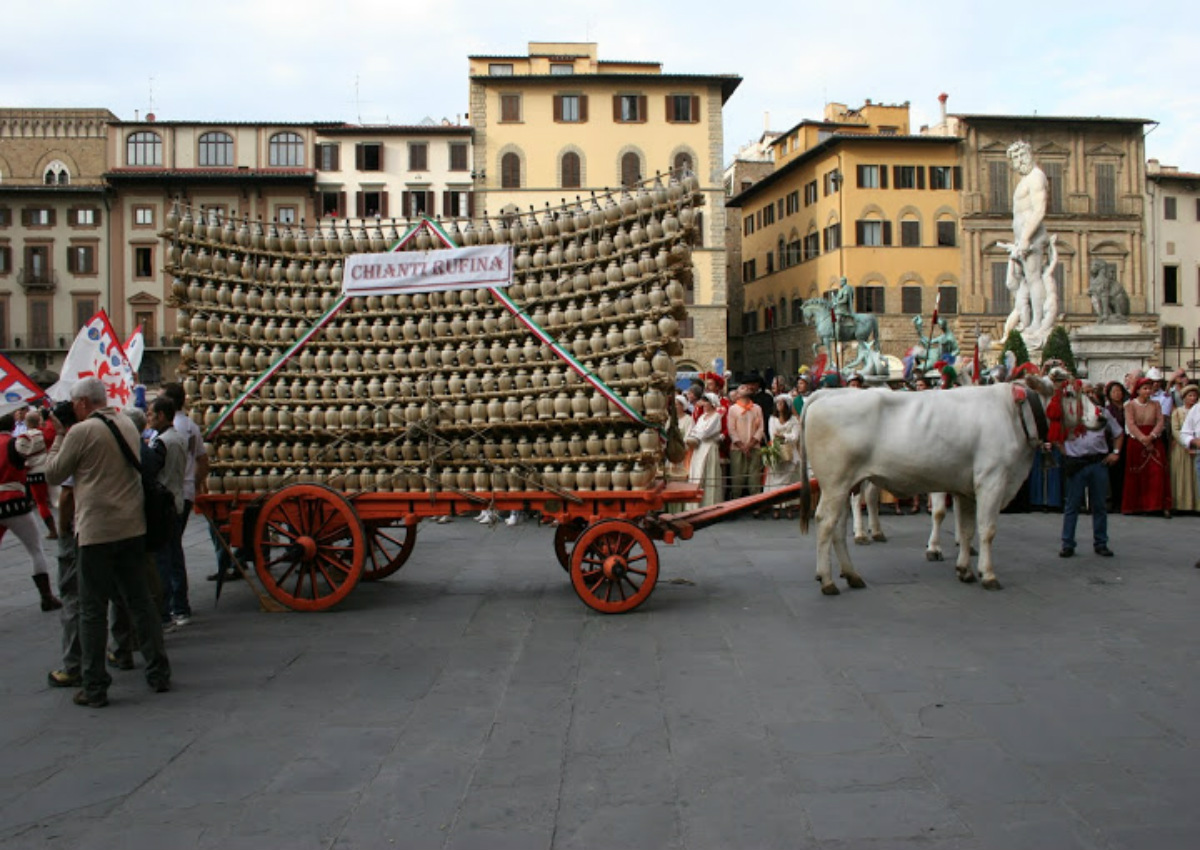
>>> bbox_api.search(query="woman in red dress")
[1122,377,1172,516]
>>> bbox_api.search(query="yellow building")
[468,42,741,372]
[726,101,962,373]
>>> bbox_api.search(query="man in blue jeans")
[1059,384,1123,558]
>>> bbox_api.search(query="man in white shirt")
[1180,400,1200,569]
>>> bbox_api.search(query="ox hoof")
[843,573,867,590]
[854,535,870,546]
[871,532,888,543]
[956,568,977,584]
[821,583,841,596]
[982,578,1003,591]
[926,550,944,562]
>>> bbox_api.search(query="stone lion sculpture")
[1088,259,1130,324]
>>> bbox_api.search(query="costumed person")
[1168,383,1200,513]
[1179,392,1200,566]
[1028,365,1067,512]
[686,393,723,508]
[764,394,801,519]
[1122,376,1171,517]
[700,371,732,498]
[727,382,765,503]
[1103,381,1129,510]
[14,410,59,539]
[1058,383,1122,559]
[666,393,695,512]
[0,413,62,611]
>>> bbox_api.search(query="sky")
[3,0,1195,167]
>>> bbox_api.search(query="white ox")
[798,378,1098,594]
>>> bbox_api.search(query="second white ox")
[798,378,1098,595]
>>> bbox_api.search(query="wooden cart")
[197,478,810,615]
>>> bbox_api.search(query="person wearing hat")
[846,372,865,389]
[1169,383,1200,513]
[791,374,811,416]
[1123,376,1171,517]
[1145,367,1174,417]
[686,393,724,507]
[1057,382,1122,558]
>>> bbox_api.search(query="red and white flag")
[0,352,46,416]
[45,310,136,407]
[124,325,145,373]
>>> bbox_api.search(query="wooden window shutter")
[380,191,389,218]
[953,166,962,190]
[892,165,901,188]
[313,143,321,169]
[355,143,364,170]
[66,246,77,273]
[916,167,926,190]
[20,209,29,227]
[47,209,55,227]
[880,166,888,189]
[882,221,893,246]
[355,192,364,218]
[856,165,865,187]
[553,96,563,122]
[612,95,621,121]
[337,191,346,217]
[691,95,700,123]
[665,95,675,122]
[855,221,865,244]
[467,192,475,217]
[425,191,435,215]
[92,207,101,225]
[330,145,340,171]
[376,145,384,171]
[443,191,452,215]
[579,95,588,122]
[638,95,647,122]
[401,191,411,218]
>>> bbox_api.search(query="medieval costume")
[1168,385,1200,512]
[1122,378,1171,515]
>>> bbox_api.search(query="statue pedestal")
[1070,324,1157,385]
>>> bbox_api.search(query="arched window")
[268,131,304,167]
[126,131,162,166]
[620,151,642,187]
[198,131,234,167]
[674,152,693,177]
[561,151,581,189]
[43,160,69,185]
[501,152,521,188]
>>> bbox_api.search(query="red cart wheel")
[554,518,588,572]
[252,484,365,611]
[361,520,417,581]
[569,520,659,614]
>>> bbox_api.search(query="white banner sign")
[342,245,513,296]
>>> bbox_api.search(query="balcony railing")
[17,268,58,290]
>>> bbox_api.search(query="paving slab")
[0,504,1197,848]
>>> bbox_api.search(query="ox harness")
[1011,384,1050,445]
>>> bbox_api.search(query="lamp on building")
[829,169,843,191]
[470,169,486,181]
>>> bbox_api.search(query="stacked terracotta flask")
[165,172,702,496]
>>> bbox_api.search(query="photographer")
[45,378,170,708]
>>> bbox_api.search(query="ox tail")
[798,404,812,534]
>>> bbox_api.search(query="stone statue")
[999,141,1059,349]
[913,316,958,367]
[1088,259,1130,324]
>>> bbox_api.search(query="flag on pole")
[45,310,136,407]
[0,352,46,416]
[124,325,145,373]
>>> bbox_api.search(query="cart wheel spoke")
[569,521,659,614]
[360,521,417,581]
[253,484,365,612]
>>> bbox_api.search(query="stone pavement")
[0,505,1198,849]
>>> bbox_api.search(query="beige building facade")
[1146,162,1200,370]
[468,42,740,372]
[727,102,962,375]
[0,108,115,381]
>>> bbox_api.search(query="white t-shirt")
[173,411,207,502]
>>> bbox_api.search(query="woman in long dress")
[1169,384,1200,513]
[665,394,695,512]
[1122,377,1171,516]
[1103,381,1128,510]
[764,394,801,519]
[687,393,723,508]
